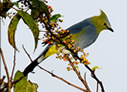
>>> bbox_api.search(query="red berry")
[48,42,51,45]
[48,6,51,9]
[45,39,49,42]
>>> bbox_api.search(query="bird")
[23,10,113,76]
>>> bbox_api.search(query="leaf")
[14,71,38,92]
[29,0,49,19]
[91,66,101,71]
[14,71,27,92]
[8,14,21,50]
[50,14,62,22]
[26,81,38,92]
[17,10,39,50]
[14,71,24,81]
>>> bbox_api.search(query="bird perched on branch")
[23,10,113,76]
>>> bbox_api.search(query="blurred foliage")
[0,1,14,18]
[14,71,38,92]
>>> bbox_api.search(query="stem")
[38,65,87,92]
[0,48,11,92]
[65,55,91,92]
[11,50,16,81]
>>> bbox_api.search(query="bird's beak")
[107,27,114,32]
[105,25,114,32]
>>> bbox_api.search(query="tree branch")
[11,49,16,81]
[38,65,87,92]
[65,55,90,92]
[0,48,11,92]
[22,45,32,62]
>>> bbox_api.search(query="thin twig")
[65,55,90,92]
[0,48,11,92]
[38,65,87,92]
[11,50,16,81]
[96,82,99,92]
[39,30,46,32]
[22,45,32,62]
[85,65,104,92]
[84,72,87,82]
[0,76,6,85]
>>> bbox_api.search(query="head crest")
[100,10,107,18]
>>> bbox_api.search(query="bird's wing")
[66,19,97,49]
[67,19,91,34]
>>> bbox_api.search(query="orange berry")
[87,53,89,56]
[63,58,66,61]
[67,30,69,33]
[83,52,87,56]
[80,49,84,52]
[63,40,67,44]
[51,41,53,44]
[68,35,70,38]
[77,47,80,50]
[74,61,79,65]
[62,53,65,55]
[70,34,72,36]
[67,67,71,71]
[80,55,84,59]
[59,48,62,52]
[68,44,72,49]
[57,44,60,47]
[70,57,73,59]
[73,50,77,53]
[71,40,75,43]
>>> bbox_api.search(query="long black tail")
[23,60,39,76]
[23,44,51,76]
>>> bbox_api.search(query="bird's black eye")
[104,23,107,26]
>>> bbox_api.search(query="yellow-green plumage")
[44,45,58,58]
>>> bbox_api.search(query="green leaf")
[50,14,62,22]
[91,66,101,71]
[14,71,38,92]
[29,0,49,19]
[26,81,38,92]
[14,71,27,92]
[17,10,39,50]
[14,71,24,81]
[8,14,21,50]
